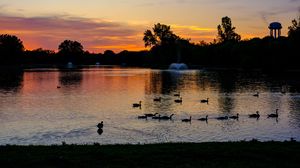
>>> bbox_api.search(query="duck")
[253,92,259,97]
[268,109,279,118]
[198,115,208,121]
[132,101,142,108]
[160,114,175,120]
[249,111,260,118]
[216,116,229,120]
[97,121,103,129]
[201,98,209,103]
[229,113,239,119]
[138,115,147,119]
[153,97,162,102]
[174,97,183,103]
[144,113,158,117]
[174,92,180,97]
[182,116,192,122]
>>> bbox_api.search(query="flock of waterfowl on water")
[132,92,280,123]
[96,92,280,132]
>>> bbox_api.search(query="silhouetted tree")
[143,23,179,47]
[143,23,192,65]
[217,16,241,43]
[58,40,84,64]
[104,50,115,57]
[24,48,56,64]
[288,13,300,44]
[0,34,24,65]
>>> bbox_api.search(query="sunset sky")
[0,0,299,52]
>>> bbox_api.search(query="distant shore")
[2,64,300,73]
[1,141,299,168]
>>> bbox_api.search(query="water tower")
[269,22,282,38]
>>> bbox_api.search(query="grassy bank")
[1,141,300,168]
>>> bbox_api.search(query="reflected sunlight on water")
[0,67,300,145]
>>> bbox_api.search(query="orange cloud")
[0,13,145,53]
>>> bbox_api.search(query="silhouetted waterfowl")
[174,92,180,97]
[268,109,279,118]
[144,113,158,117]
[133,101,142,108]
[198,115,208,121]
[57,86,61,89]
[253,92,259,97]
[138,115,147,119]
[174,97,183,103]
[160,114,175,120]
[182,116,192,122]
[229,113,239,119]
[249,111,260,118]
[97,121,103,129]
[216,116,229,120]
[97,128,103,135]
[152,114,161,119]
[201,98,209,103]
[153,97,162,102]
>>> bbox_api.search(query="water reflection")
[0,69,23,92]
[146,70,185,95]
[289,97,300,128]
[218,96,235,114]
[59,70,83,87]
[97,129,103,135]
[1,67,300,145]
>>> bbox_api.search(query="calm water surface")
[1,67,300,145]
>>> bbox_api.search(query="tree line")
[0,15,299,69]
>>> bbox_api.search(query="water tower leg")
[270,29,273,37]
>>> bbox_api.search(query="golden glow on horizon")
[172,25,215,31]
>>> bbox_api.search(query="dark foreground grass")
[1,141,300,168]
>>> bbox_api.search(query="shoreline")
[1,141,300,168]
[1,64,300,72]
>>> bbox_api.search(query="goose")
[174,97,183,103]
[153,97,162,102]
[144,113,158,117]
[201,98,209,103]
[253,92,259,97]
[160,114,175,120]
[174,92,180,97]
[132,101,142,108]
[216,116,229,120]
[229,113,239,119]
[268,109,279,118]
[138,115,147,119]
[182,116,192,122]
[249,111,260,118]
[152,114,161,119]
[97,121,103,129]
[97,128,103,135]
[198,115,208,121]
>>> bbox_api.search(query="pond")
[0,67,300,145]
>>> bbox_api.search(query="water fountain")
[168,44,188,70]
[169,63,188,70]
